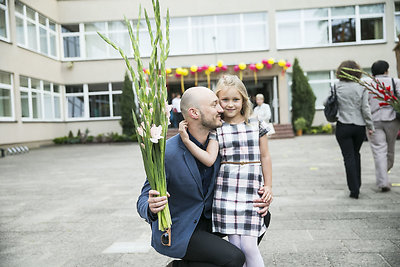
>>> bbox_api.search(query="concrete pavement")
[0,135,399,266]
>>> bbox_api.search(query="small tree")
[120,72,137,136]
[291,58,316,129]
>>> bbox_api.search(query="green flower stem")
[98,0,171,231]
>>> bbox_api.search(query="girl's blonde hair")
[214,74,253,123]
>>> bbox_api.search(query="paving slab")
[0,135,399,266]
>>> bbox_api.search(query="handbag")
[266,122,275,136]
[324,84,338,122]
[392,78,400,120]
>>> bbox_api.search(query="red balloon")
[266,63,272,69]
[221,65,228,71]
[215,66,221,73]
[249,64,256,70]
[234,65,240,72]
[262,59,268,65]
[175,73,182,78]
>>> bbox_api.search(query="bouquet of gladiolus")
[340,68,400,113]
[98,0,172,243]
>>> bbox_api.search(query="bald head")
[180,87,215,118]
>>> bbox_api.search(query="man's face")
[199,93,223,130]
[256,96,264,106]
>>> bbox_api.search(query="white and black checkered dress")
[210,118,269,237]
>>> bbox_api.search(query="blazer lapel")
[178,138,203,196]
[205,155,220,200]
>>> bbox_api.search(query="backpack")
[324,85,338,122]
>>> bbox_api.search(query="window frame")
[14,1,59,59]
[0,70,15,121]
[0,0,10,42]
[20,76,63,122]
[276,3,386,50]
[61,11,269,60]
[306,70,337,110]
[65,82,122,121]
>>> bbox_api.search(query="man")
[137,87,270,266]
[172,93,183,128]
[366,60,400,192]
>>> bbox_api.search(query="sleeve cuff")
[147,207,157,222]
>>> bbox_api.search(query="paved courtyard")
[0,135,399,266]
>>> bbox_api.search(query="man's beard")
[200,111,221,130]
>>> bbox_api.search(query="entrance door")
[244,79,278,123]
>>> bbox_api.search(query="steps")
[166,124,294,140]
[268,124,295,139]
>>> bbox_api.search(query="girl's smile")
[217,86,245,124]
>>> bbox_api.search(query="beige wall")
[1,0,398,146]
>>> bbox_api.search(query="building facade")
[0,0,398,146]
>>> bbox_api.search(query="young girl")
[179,74,272,267]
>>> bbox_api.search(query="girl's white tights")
[228,234,264,267]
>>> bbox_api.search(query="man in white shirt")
[172,93,183,128]
[253,94,275,135]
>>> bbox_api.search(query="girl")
[179,75,272,267]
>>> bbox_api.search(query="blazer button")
[194,219,197,224]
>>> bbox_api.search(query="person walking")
[366,60,400,192]
[333,60,375,199]
[179,75,272,267]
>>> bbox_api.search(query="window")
[0,70,13,120]
[65,82,122,120]
[288,70,338,111]
[14,1,58,58]
[276,4,385,49]
[0,0,9,42]
[61,12,268,59]
[171,12,268,55]
[66,85,84,118]
[19,75,62,121]
[395,2,400,39]
[62,24,80,58]
[306,71,334,109]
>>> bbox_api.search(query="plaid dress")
[209,118,269,237]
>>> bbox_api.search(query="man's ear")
[188,108,200,119]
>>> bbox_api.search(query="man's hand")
[254,187,272,217]
[253,197,270,217]
[148,190,170,214]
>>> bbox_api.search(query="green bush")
[294,117,307,131]
[53,131,137,145]
[304,124,333,134]
[53,136,69,144]
[291,58,316,129]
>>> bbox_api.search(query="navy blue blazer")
[136,134,221,258]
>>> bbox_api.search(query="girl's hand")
[179,120,189,142]
[261,185,273,204]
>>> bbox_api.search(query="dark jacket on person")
[136,134,221,258]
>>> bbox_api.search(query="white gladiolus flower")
[150,125,163,143]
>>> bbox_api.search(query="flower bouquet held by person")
[98,0,172,245]
[340,68,400,115]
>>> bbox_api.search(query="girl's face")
[218,86,244,120]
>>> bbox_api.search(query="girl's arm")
[259,134,273,204]
[179,121,219,167]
